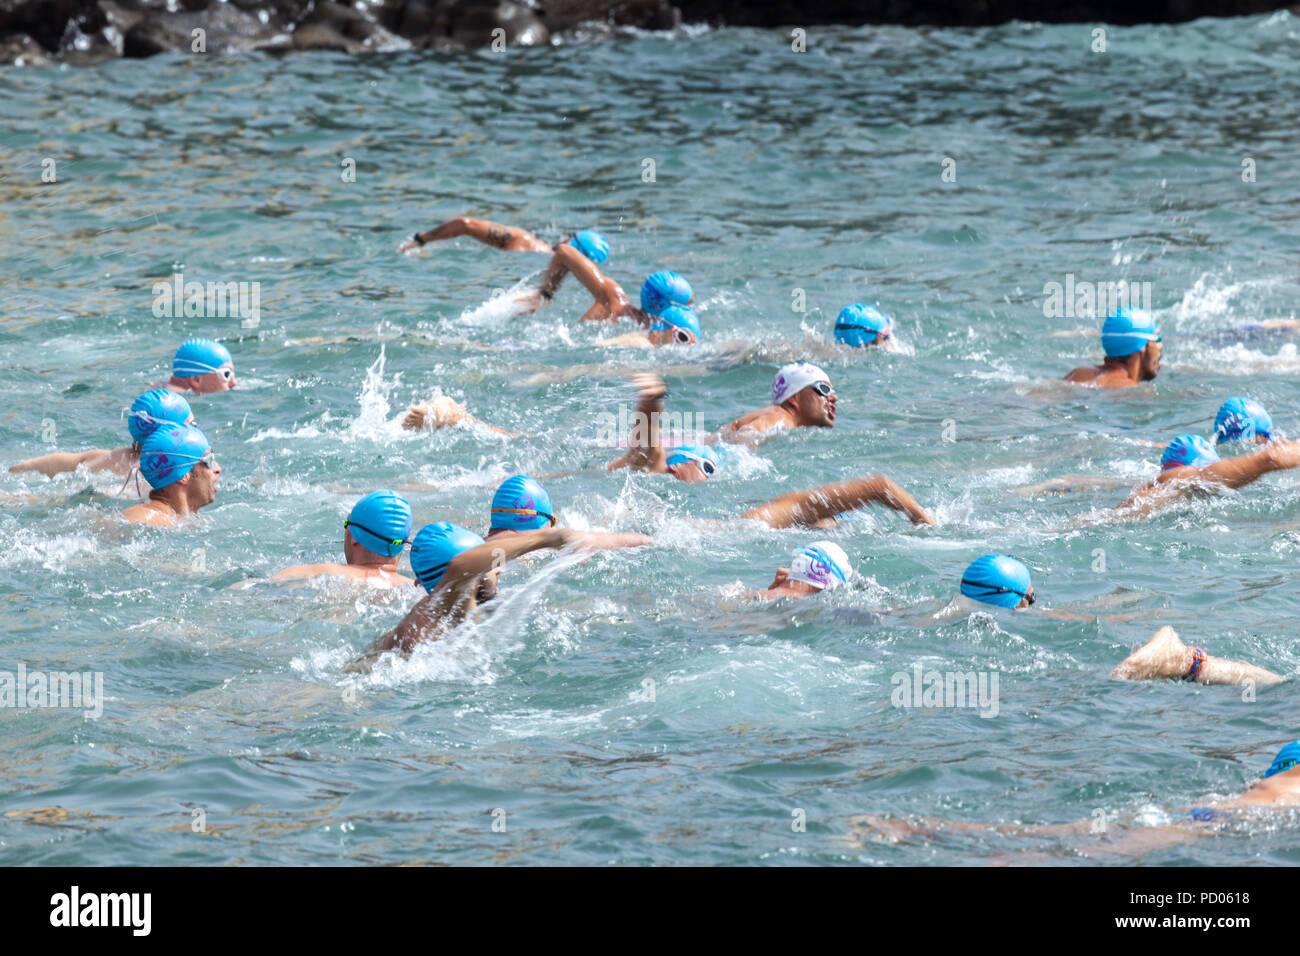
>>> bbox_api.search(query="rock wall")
[0,0,1292,67]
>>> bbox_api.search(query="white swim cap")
[772,363,830,406]
[788,541,852,589]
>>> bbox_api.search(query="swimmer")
[269,490,414,589]
[121,423,221,527]
[157,338,237,394]
[1114,433,1300,513]
[1063,307,1162,388]
[748,541,853,599]
[595,304,701,348]
[400,394,521,435]
[957,554,1035,610]
[606,374,720,482]
[834,304,894,349]
[372,523,653,654]
[486,474,556,539]
[849,742,1300,859]
[715,363,836,444]
[1214,396,1275,446]
[9,389,193,479]
[1112,626,1284,686]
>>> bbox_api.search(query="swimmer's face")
[666,459,710,483]
[1138,338,1161,381]
[185,451,220,505]
[191,364,237,393]
[793,380,836,427]
[1015,584,1035,610]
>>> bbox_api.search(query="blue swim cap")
[834,304,893,348]
[640,271,693,316]
[409,522,486,592]
[650,304,700,340]
[127,389,193,445]
[1160,434,1220,471]
[346,490,413,557]
[490,475,555,531]
[173,338,234,378]
[139,423,211,490]
[1266,740,1300,778]
[1214,397,1274,444]
[569,230,609,265]
[960,554,1033,609]
[665,444,720,475]
[1101,307,1159,358]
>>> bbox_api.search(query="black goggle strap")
[344,518,409,549]
[961,578,1034,604]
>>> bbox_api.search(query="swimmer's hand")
[631,373,667,403]
[560,529,654,551]
[397,238,423,255]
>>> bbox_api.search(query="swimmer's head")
[787,541,853,590]
[569,230,609,265]
[834,304,893,348]
[1265,741,1300,778]
[960,554,1034,609]
[345,490,413,558]
[772,363,836,426]
[1215,397,1274,444]
[1101,308,1162,379]
[1160,434,1220,471]
[665,444,720,483]
[649,304,700,344]
[490,475,555,531]
[640,271,694,316]
[173,338,236,392]
[139,423,215,491]
[409,522,486,593]
[127,389,194,445]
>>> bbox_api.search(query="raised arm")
[606,374,668,474]
[548,244,629,323]
[1195,440,1300,490]
[741,474,937,528]
[398,216,552,254]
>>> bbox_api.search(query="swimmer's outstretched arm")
[9,447,128,478]
[402,395,523,437]
[1116,440,1300,511]
[606,374,669,473]
[377,528,653,653]
[397,217,552,254]
[741,474,937,528]
[1111,626,1284,686]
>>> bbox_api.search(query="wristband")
[1185,646,1207,682]
[412,232,426,246]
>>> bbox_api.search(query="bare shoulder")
[122,504,178,527]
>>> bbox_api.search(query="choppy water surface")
[3,15,1300,865]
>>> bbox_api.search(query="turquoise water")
[3,15,1300,865]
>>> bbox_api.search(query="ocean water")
[2,14,1300,866]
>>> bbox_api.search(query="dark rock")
[542,0,678,31]
[121,2,286,56]
[298,0,407,49]
[0,30,52,64]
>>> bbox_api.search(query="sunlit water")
[2,15,1300,865]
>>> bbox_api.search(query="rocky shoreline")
[1,0,1292,67]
